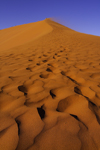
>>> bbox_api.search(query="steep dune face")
[0,19,100,150]
[0,20,53,52]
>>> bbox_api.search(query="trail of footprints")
[1,46,100,150]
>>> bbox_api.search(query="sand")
[0,18,100,150]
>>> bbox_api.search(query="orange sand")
[0,18,100,150]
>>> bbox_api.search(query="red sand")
[0,18,100,150]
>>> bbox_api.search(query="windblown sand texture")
[0,18,100,150]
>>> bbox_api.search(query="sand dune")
[0,20,52,52]
[0,18,100,150]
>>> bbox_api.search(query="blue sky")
[0,0,100,36]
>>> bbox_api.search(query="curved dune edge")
[0,19,100,150]
[0,19,53,52]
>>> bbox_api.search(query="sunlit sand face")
[0,19,100,150]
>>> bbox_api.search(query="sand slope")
[0,20,52,52]
[0,18,100,150]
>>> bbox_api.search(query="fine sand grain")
[0,18,100,150]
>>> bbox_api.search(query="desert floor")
[0,19,100,150]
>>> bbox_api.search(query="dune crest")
[0,19,53,52]
[0,18,100,150]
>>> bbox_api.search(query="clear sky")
[0,0,100,36]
